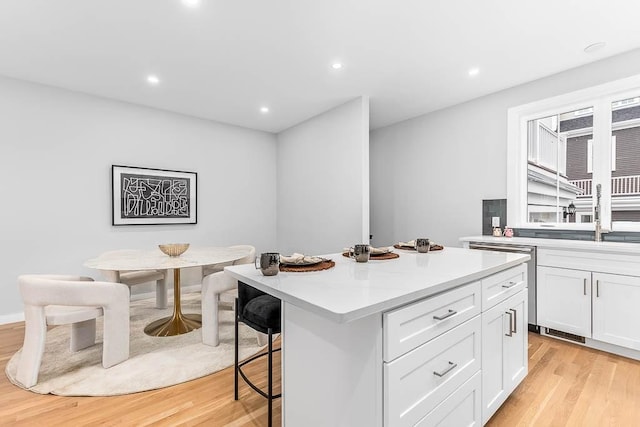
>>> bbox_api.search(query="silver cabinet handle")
[584,278,587,296]
[433,309,457,321]
[505,311,513,337]
[502,280,523,289]
[596,280,600,297]
[433,361,457,377]
[510,308,517,334]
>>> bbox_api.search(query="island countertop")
[225,247,529,323]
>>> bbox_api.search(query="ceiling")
[1,1,640,133]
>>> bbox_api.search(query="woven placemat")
[279,260,335,272]
[393,244,444,251]
[342,252,399,260]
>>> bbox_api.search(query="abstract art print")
[112,165,197,225]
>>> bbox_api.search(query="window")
[507,75,640,231]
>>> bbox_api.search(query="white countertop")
[460,235,640,255]
[225,247,529,323]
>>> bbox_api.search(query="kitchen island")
[226,247,530,426]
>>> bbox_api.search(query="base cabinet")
[592,272,640,350]
[537,266,591,337]
[382,265,528,427]
[538,263,640,352]
[481,289,527,424]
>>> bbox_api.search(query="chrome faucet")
[595,183,603,242]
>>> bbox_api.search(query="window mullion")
[592,99,612,231]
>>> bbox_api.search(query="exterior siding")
[612,210,640,221]
[566,134,592,180]
[565,126,640,180]
[613,125,640,178]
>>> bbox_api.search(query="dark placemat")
[342,252,399,260]
[393,244,444,251]
[279,260,335,272]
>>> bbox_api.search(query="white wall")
[276,97,370,255]
[0,76,277,322]
[370,48,640,248]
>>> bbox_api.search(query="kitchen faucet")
[595,183,603,242]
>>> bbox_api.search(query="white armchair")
[202,245,256,346]
[99,250,168,309]
[17,274,130,388]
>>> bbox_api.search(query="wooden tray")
[342,252,399,260]
[279,260,335,272]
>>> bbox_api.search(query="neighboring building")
[564,100,640,222]
[526,98,640,224]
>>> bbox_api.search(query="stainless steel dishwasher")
[468,242,538,332]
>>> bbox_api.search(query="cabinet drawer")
[383,281,481,362]
[415,371,482,427]
[482,264,526,311]
[384,316,481,427]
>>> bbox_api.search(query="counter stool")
[234,281,281,427]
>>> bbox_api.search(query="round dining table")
[84,246,252,337]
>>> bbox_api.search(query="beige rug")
[5,291,264,396]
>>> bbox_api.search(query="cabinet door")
[481,296,509,424]
[481,289,528,424]
[592,272,640,350]
[537,266,591,337]
[504,290,528,393]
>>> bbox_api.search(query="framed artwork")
[112,165,197,226]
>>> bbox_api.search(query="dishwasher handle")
[468,243,534,253]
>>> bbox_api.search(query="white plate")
[280,256,326,266]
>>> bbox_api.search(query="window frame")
[507,74,640,231]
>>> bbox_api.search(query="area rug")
[5,291,265,396]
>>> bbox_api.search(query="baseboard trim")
[0,312,25,326]
[541,329,640,361]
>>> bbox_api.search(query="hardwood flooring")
[2,322,640,426]
[0,322,281,426]
[488,332,640,427]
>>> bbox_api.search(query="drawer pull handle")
[433,309,457,321]
[584,278,587,296]
[433,361,457,377]
[502,280,523,289]
[505,311,513,337]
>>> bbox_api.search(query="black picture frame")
[111,165,197,226]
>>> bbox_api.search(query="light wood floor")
[2,323,640,426]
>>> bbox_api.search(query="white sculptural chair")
[17,274,130,388]
[201,245,256,346]
[99,250,168,309]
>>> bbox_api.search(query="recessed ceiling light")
[146,75,160,85]
[468,67,480,77]
[584,42,606,54]
[332,63,343,70]
[260,106,269,114]
[181,0,201,7]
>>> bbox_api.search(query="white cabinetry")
[537,266,591,337]
[537,248,640,356]
[481,289,527,424]
[383,265,528,426]
[592,272,640,350]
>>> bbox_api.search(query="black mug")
[255,252,280,276]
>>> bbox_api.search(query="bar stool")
[234,281,281,427]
